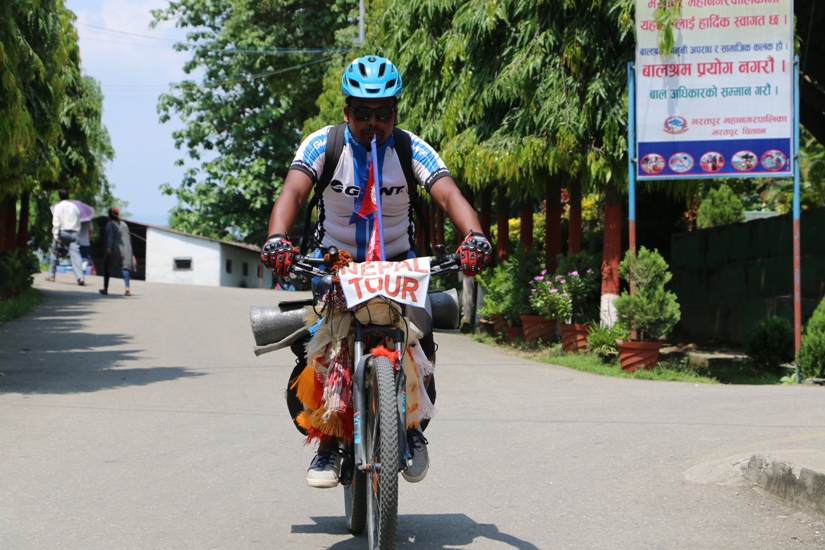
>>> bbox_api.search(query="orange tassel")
[291,365,321,409]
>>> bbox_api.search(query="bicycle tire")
[366,355,399,550]
[344,467,367,534]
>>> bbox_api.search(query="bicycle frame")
[350,324,409,475]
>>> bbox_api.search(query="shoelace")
[406,429,428,458]
[312,449,340,468]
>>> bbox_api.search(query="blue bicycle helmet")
[341,55,403,98]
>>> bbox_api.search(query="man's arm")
[267,170,315,237]
[52,204,62,241]
[429,176,483,236]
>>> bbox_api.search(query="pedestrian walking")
[99,208,134,296]
[46,190,85,285]
[78,220,94,275]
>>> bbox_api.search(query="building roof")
[101,217,261,253]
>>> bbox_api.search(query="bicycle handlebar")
[290,245,461,279]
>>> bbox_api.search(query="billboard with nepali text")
[635,0,794,180]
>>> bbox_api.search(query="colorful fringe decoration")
[323,344,352,419]
[292,298,436,443]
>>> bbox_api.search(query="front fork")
[350,325,409,474]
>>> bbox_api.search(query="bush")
[478,247,542,327]
[799,300,825,379]
[586,323,630,357]
[745,315,794,373]
[613,247,681,341]
[696,184,745,229]
[0,250,40,299]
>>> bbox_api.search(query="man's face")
[344,97,398,147]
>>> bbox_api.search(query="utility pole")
[355,0,365,48]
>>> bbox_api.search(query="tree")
[696,184,745,229]
[365,0,635,322]
[153,0,357,243]
[0,0,113,253]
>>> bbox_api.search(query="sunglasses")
[349,105,396,122]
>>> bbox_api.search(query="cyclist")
[261,55,492,488]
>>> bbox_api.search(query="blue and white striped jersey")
[290,125,450,261]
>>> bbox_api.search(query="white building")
[144,226,273,289]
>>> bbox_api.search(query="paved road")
[2,277,825,549]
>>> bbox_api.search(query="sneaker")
[306,449,342,488]
[98,289,108,295]
[402,429,429,483]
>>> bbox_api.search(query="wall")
[670,207,825,344]
[219,244,272,289]
[145,228,221,286]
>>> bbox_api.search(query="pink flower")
[560,279,566,284]
[541,269,547,275]
[562,293,568,297]
[550,289,558,293]
[534,276,544,281]
[570,271,578,276]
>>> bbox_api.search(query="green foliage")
[0,287,42,325]
[530,263,599,323]
[799,300,825,379]
[530,272,572,321]
[555,250,601,322]
[613,246,681,341]
[368,0,635,195]
[152,0,357,243]
[478,247,541,326]
[696,184,745,229]
[586,323,629,357]
[0,250,40,297]
[745,315,795,373]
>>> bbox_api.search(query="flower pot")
[520,315,557,342]
[616,339,663,372]
[489,313,508,334]
[501,326,524,343]
[559,323,592,353]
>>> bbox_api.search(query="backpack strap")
[300,124,345,255]
[392,128,432,256]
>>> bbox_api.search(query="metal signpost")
[629,0,800,379]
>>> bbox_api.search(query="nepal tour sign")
[635,0,793,180]
[339,258,431,308]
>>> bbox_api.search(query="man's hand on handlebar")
[261,234,297,276]
[456,230,492,277]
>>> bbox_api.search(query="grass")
[470,332,785,385]
[0,288,43,325]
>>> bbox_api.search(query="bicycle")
[251,246,460,549]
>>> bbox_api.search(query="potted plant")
[554,251,601,352]
[612,247,681,372]
[477,264,510,335]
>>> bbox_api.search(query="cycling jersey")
[290,125,450,261]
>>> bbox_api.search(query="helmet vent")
[365,87,380,94]
[385,78,396,89]
[358,63,368,78]
[348,79,361,88]
[378,63,386,78]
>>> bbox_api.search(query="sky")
[66,0,200,227]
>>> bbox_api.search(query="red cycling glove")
[456,230,492,277]
[261,234,296,277]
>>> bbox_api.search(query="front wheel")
[365,355,399,549]
[344,467,366,534]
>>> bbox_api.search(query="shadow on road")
[0,287,204,395]
[292,513,541,549]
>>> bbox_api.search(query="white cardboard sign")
[339,258,431,308]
